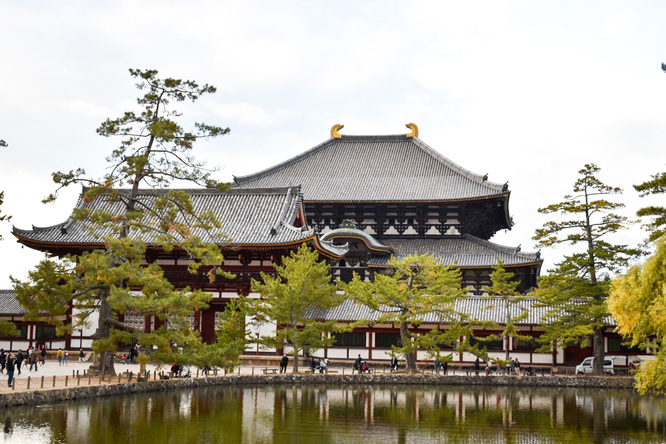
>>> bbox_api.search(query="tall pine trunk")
[400,321,417,373]
[593,327,605,375]
[89,289,116,377]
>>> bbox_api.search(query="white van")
[575,356,616,375]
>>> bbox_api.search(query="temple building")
[7,124,637,367]
[233,124,541,293]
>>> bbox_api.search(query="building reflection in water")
[0,385,665,443]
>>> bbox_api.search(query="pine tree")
[12,69,230,376]
[634,170,666,242]
[249,244,340,373]
[0,139,10,241]
[482,260,528,363]
[340,253,469,373]
[532,164,640,374]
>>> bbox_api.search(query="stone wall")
[0,374,635,408]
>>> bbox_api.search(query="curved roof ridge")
[13,220,69,234]
[321,227,394,253]
[410,137,506,192]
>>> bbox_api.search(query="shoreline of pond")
[0,373,636,408]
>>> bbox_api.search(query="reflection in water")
[0,385,664,443]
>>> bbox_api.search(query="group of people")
[434,357,448,374]
[0,346,48,387]
[354,355,371,374]
[169,363,191,378]
[119,345,140,364]
[483,357,522,376]
[310,357,329,373]
[56,348,69,366]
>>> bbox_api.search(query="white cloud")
[1,0,666,286]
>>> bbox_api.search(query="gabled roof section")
[13,187,323,250]
[306,297,547,325]
[367,235,542,268]
[0,290,27,315]
[233,135,509,202]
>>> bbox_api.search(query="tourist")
[0,349,5,373]
[514,358,521,376]
[57,348,64,366]
[64,350,69,365]
[15,350,24,375]
[310,357,317,373]
[391,357,399,372]
[355,355,363,374]
[6,354,15,387]
[442,361,448,375]
[434,357,441,374]
[79,349,85,362]
[280,354,288,373]
[40,345,47,364]
[474,357,480,376]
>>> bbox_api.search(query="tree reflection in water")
[0,385,664,443]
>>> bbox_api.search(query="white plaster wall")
[326,349,349,359]
[373,349,393,361]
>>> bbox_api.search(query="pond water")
[0,384,664,443]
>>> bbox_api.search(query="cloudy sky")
[1,1,664,288]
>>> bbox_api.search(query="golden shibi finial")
[331,123,344,139]
[405,123,419,138]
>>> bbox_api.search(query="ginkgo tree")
[340,253,470,373]
[608,238,666,394]
[12,69,231,376]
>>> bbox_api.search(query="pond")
[0,384,664,443]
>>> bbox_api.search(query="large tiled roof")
[233,135,508,202]
[367,235,541,268]
[13,187,339,250]
[0,290,27,315]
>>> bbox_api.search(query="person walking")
[280,354,288,373]
[6,354,15,387]
[79,349,85,362]
[57,348,64,366]
[29,349,38,371]
[63,350,69,365]
[15,350,24,375]
[40,346,47,365]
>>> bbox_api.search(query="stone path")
[0,360,351,394]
